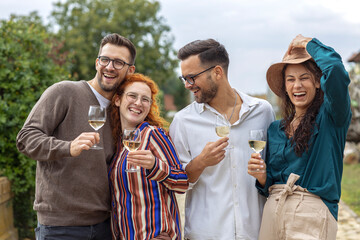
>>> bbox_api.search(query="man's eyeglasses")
[97,56,132,70]
[179,66,215,85]
[125,92,153,106]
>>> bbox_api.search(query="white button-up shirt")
[169,90,275,240]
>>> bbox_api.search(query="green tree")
[0,12,71,238]
[163,74,189,111]
[50,0,189,111]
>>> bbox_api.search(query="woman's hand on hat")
[287,34,312,55]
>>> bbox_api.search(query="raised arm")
[306,37,351,125]
[287,35,351,125]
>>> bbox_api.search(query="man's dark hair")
[98,33,136,65]
[178,39,229,75]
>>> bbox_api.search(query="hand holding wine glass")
[248,130,266,173]
[123,128,141,173]
[88,105,106,150]
[126,150,156,170]
[247,152,267,186]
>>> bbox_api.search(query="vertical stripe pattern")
[109,122,188,240]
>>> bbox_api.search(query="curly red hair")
[110,73,168,146]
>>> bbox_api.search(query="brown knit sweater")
[16,80,115,226]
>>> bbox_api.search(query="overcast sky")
[1,0,360,94]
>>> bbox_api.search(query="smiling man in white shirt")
[169,39,275,240]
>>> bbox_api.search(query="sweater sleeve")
[16,83,72,161]
[146,127,189,193]
[306,38,352,126]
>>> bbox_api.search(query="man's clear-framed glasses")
[125,92,153,106]
[179,66,215,85]
[97,56,132,70]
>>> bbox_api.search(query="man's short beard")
[97,75,120,92]
[195,76,218,103]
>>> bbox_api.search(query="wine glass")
[215,114,231,149]
[88,105,106,150]
[123,128,141,173]
[248,130,266,173]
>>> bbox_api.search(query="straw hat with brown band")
[266,47,313,98]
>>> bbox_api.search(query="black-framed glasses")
[179,66,215,85]
[97,56,132,70]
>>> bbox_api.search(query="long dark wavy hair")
[280,60,324,156]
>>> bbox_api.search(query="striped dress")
[109,121,189,240]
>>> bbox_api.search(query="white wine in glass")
[248,140,266,153]
[123,128,141,173]
[88,105,106,150]
[215,125,230,137]
[88,120,105,131]
[248,130,266,173]
[123,140,141,152]
[215,114,232,149]
[215,114,230,137]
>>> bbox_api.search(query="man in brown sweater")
[16,33,136,240]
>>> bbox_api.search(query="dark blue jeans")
[35,218,112,240]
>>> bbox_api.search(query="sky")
[1,0,360,95]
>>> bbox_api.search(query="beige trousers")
[258,173,338,240]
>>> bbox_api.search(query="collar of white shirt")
[195,90,260,117]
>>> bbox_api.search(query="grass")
[341,163,360,216]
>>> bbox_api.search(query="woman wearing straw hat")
[247,34,352,239]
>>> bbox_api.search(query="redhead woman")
[248,35,351,239]
[108,73,188,240]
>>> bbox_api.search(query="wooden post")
[0,177,18,240]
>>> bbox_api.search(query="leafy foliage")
[1,1,190,238]
[0,12,71,238]
[50,0,189,111]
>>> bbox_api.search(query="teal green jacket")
[257,38,352,221]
